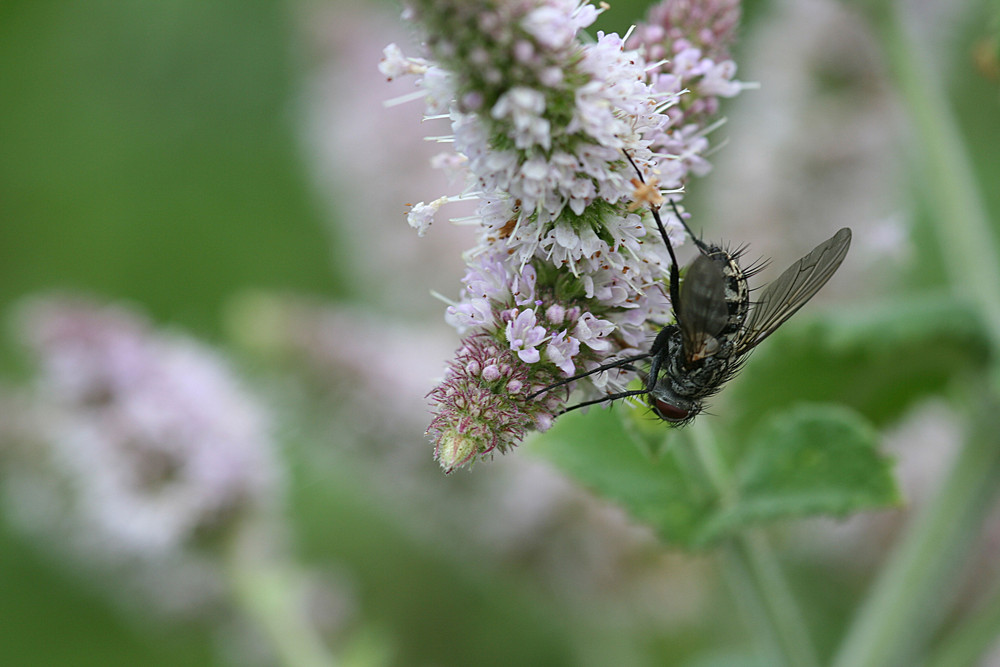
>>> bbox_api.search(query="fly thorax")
[689,333,720,361]
[664,351,732,400]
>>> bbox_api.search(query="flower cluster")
[381,0,743,472]
[629,0,743,185]
[0,297,280,576]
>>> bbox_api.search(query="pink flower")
[0,295,284,614]
[506,308,548,363]
[385,0,746,471]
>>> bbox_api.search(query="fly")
[529,160,852,425]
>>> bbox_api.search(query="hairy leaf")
[529,403,898,549]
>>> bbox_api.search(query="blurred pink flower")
[0,296,282,613]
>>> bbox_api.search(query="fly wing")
[678,253,730,363]
[739,227,851,351]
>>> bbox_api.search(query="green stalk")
[832,4,1000,665]
[831,391,1000,667]
[868,1,1000,372]
[224,518,337,667]
[926,576,1000,667]
[684,424,821,667]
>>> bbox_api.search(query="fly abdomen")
[704,246,750,341]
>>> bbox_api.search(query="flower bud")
[434,428,478,474]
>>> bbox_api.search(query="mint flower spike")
[629,0,745,179]
[382,0,745,472]
[0,296,283,611]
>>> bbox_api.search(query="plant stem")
[831,391,1000,667]
[685,424,821,667]
[926,576,1000,667]
[831,3,1000,666]
[224,518,337,667]
[867,0,1000,382]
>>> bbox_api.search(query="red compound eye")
[654,398,689,422]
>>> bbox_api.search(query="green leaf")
[724,293,989,434]
[525,407,715,548]
[700,404,901,542]
[529,404,899,550]
[621,400,676,460]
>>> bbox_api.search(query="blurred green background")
[0,0,343,338]
[0,0,998,665]
[0,1,335,664]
